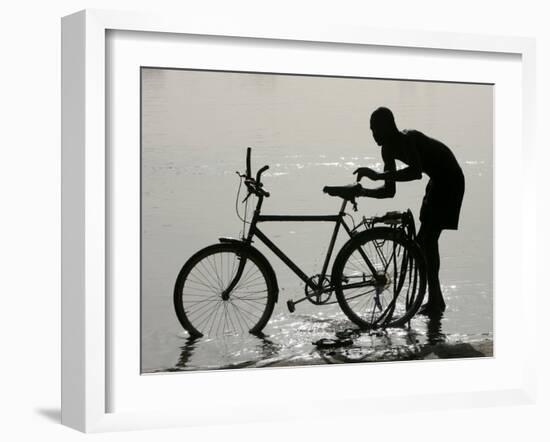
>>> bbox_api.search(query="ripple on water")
[142,308,492,373]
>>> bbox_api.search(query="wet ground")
[143,308,493,373]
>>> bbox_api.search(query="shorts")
[419,171,465,230]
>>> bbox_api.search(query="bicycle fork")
[221,254,247,300]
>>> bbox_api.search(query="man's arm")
[377,166,422,182]
[358,147,397,199]
[377,139,422,182]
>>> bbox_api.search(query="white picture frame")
[61,9,537,433]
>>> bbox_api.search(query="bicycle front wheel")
[332,227,426,329]
[174,243,276,338]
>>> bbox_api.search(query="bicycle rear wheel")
[332,227,426,329]
[174,243,276,338]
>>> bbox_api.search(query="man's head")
[370,107,398,146]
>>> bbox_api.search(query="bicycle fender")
[218,237,280,303]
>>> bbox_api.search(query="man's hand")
[353,167,380,182]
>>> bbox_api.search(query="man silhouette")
[353,107,465,316]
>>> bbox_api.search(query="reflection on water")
[172,333,283,371]
[144,303,492,373]
[426,312,445,345]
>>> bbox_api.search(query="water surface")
[141,69,493,372]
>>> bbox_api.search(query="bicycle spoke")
[233,300,262,320]
[384,242,401,275]
[216,303,225,336]
[208,255,224,290]
[211,301,226,336]
[232,295,267,302]
[231,301,261,324]
[234,297,265,313]
[184,279,218,294]
[193,300,222,331]
[229,253,238,282]
[185,280,220,296]
[197,260,222,291]
[207,301,225,336]
[180,294,219,302]
[369,298,377,323]
[342,287,377,303]
[231,301,251,330]
[186,268,220,292]
[225,302,239,334]
[220,253,226,288]
[233,267,261,291]
[372,239,388,269]
[186,298,221,320]
[230,301,249,332]
[232,288,268,295]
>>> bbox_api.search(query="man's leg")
[417,223,445,314]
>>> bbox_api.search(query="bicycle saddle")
[323,183,362,199]
[323,183,363,211]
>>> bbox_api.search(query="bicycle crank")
[287,275,334,313]
[304,275,333,305]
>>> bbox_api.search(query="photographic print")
[140,68,493,373]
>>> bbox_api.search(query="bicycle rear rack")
[354,209,417,241]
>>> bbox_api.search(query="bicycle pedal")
[287,300,296,313]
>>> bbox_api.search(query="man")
[354,107,465,316]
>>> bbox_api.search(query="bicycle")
[174,148,426,338]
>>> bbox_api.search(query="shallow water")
[140,69,493,373]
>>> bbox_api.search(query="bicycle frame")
[242,194,378,293]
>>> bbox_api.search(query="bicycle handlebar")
[242,147,270,198]
[246,147,252,179]
[256,165,269,183]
